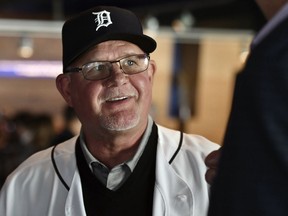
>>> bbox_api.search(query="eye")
[85,62,108,73]
[125,59,137,67]
[123,57,140,68]
[82,62,111,80]
[94,64,107,71]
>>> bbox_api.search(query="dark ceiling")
[0,0,266,31]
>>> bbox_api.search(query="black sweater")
[76,124,158,216]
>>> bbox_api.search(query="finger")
[205,168,217,185]
[205,149,221,168]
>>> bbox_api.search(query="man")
[0,6,219,216]
[208,0,288,215]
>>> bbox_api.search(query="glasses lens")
[80,54,149,80]
[82,62,111,80]
[121,54,149,74]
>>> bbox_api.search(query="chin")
[100,113,140,132]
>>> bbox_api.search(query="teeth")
[107,96,128,102]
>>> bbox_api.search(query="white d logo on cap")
[92,10,113,31]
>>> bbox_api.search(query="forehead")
[71,40,144,66]
[79,40,143,61]
[94,40,143,51]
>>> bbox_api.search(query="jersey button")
[177,194,187,202]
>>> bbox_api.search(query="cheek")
[132,73,153,103]
[70,80,102,111]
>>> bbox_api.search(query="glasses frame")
[65,53,150,80]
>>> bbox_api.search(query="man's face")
[57,40,156,135]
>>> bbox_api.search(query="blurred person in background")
[0,113,11,187]
[0,111,37,188]
[51,106,81,145]
[207,0,288,215]
[0,6,219,215]
[33,113,55,150]
[0,111,55,188]
[0,113,9,150]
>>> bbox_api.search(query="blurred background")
[0,0,265,186]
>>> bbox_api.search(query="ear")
[56,74,73,106]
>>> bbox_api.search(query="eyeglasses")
[65,53,150,80]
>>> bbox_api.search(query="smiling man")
[0,6,219,216]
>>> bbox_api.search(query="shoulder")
[157,124,219,154]
[17,136,76,169]
[0,137,78,215]
[3,136,77,186]
[156,124,219,197]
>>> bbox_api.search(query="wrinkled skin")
[56,40,156,168]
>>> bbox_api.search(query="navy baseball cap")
[62,6,157,72]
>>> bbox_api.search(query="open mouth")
[106,96,129,102]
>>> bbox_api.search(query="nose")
[113,60,123,71]
[106,62,128,86]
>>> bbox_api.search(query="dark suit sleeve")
[208,19,288,216]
